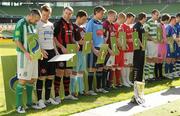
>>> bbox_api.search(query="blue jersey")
[175,23,180,57]
[86,18,104,47]
[175,23,180,37]
[166,24,177,58]
[166,24,177,37]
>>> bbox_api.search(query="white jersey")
[37,20,54,50]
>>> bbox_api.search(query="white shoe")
[101,88,109,93]
[46,98,59,105]
[31,103,42,110]
[64,95,78,100]
[38,99,46,109]
[173,72,179,78]
[54,96,61,104]
[127,81,134,86]
[96,88,102,93]
[88,90,97,96]
[165,73,174,79]
[16,106,26,113]
[178,71,180,76]
[122,83,131,87]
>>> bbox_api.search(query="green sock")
[26,83,34,105]
[16,83,24,107]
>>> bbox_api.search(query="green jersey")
[13,18,35,52]
[13,18,41,60]
[145,18,158,39]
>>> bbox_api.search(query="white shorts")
[124,52,133,65]
[106,56,115,66]
[146,41,158,58]
[17,52,38,80]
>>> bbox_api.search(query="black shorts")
[38,49,56,76]
[87,47,104,68]
[56,48,73,69]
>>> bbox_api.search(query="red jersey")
[121,23,134,52]
[103,20,116,49]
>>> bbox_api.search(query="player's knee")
[65,69,72,76]
[18,79,26,85]
[56,69,64,77]
[29,78,36,84]
[72,71,77,76]
[97,67,103,71]
[39,76,45,80]
[47,75,54,80]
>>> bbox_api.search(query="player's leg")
[54,62,64,103]
[87,52,97,95]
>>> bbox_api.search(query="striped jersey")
[145,18,158,39]
[13,18,37,52]
[37,20,54,50]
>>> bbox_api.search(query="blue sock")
[70,77,77,94]
[77,77,84,94]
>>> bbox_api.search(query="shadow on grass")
[116,102,138,112]
[161,86,180,96]
[145,78,178,89]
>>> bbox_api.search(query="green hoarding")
[1,55,17,111]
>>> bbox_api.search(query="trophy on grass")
[131,81,145,105]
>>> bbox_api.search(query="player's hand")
[110,32,115,37]
[109,49,115,56]
[79,38,85,45]
[61,46,68,54]
[126,45,129,50]
[77,44,80,52]
[93,48,100,57]
[41,49,48,58]
[25,52,32,61]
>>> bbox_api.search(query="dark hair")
[76,10,88,18]
[64,6,74,12]
[126,12,135,18]
[30,9,41,17]
[41,4,52,13]
[176,12,180,17]
[137,12,146,20]
[169,16,176,22]
[161,14,170,21]
[94,6,106,15]
[107,9,117,15]
[152,9,160,14]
